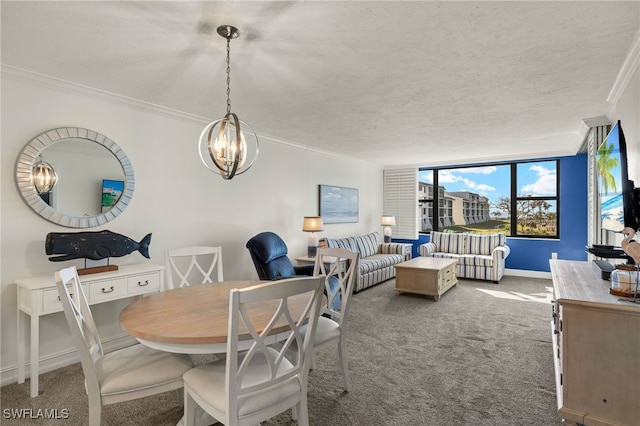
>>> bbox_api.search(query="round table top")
[119,280,309,348]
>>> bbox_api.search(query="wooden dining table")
[119,280,311,354]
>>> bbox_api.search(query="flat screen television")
[596,120,640,233]
[101,179,124,213]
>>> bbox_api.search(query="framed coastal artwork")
[319,184,359,224]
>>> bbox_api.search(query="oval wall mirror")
[15,127,135,228]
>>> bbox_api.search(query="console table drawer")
[127,273,159,295]
[42,288,70,314]
[89,278,127,303]
[42,285,92,314]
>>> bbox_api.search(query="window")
[419,160,559,237]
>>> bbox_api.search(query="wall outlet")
[551,252,558,259]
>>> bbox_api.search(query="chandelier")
[198,25,259,180]
[32,155,58,194]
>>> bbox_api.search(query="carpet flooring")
[1,276,563,425]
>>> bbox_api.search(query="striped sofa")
[418,231,510,283]
[321,232,412,293]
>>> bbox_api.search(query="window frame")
[419,159,560,239]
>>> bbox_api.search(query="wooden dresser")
[550,259,640,426]
[15,263,164,397]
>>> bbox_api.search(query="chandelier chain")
[226,37,231,115]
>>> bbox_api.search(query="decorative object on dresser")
[198,25,259,180]
[302,216,323,257]
[395,257,458,301]
[418,231,510,283]
[612,227,640,302]
[15,263,165,398]
[321,231,412,293]
[609,264,639,300]
[45,230,152,275]
[380,215,395,243]
[621,226,640,264]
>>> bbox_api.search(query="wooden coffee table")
[395,257,458,301]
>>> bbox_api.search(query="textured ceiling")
[2,1,639,167]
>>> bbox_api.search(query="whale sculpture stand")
[45,230,152,275]
[78,257,118,275]
[79,264,119,276]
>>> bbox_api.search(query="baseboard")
[504,268,551,280]
[0,333,137,388]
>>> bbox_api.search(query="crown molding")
[1,64,211,123]
[1,64,360,163]
[607,29,640,105]
[384,148,578,171]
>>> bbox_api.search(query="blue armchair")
[246,232,314,280]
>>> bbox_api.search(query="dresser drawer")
[89,278,127,303]
[42,288,64,314]
[127,273,159,295]
[41,285,88,314]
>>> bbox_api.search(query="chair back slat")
[226,277,324,413]
[165,246,223,289]
[313,247,359,322]
[55,266,105,388]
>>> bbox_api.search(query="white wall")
[612,65,640,183]
[0,73,383,384]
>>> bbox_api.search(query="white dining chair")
[308,246,359,392]
[54,266,193,426]
[182,276,325,426]
[165,246,223,290]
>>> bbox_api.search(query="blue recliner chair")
[246,231,340,310]
[246,231,314,280]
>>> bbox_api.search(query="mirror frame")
[15,127,135,228]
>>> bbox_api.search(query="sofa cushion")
[355,232,380,258]
[457,254,493,267]
[430,231,466,255]
[359,254,404,274]
[429,252,461,261]
[465,233,505,255]
[325,236,358,253]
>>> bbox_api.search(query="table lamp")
[303,216,323,257]
[381,215,396,243]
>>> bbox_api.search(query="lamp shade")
[303,216,323,232]
[381,215,396,226]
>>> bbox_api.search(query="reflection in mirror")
[16,127,134,228]
[42,139,124,216]
[32,155,58,194]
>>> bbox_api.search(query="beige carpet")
[1,276,563,425]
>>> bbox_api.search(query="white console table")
[550,259,640,426]
[15,263,164,398]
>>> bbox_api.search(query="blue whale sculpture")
[45,230,152,262]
